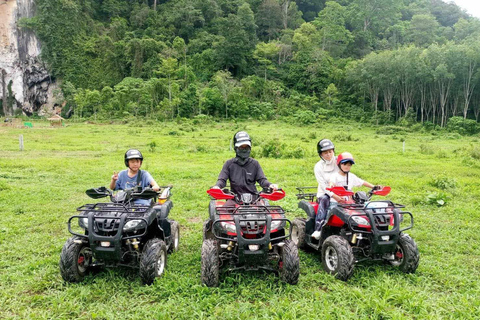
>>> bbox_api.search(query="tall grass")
[1,120,479,319]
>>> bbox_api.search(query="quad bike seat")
[298,200,317,218]
[153,200,173,220]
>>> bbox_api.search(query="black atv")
[201,188,299,287]
[292,186,419,281]
[60,186,179,285]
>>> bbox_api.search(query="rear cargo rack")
[295,187,317,202]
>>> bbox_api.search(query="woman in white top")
[312,151,376,240]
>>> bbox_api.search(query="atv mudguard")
[152,200,173,238]
[209,200,216,221]
[153,200,173,220]
[298,200,316,218]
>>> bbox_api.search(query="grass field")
[1,119,479,319]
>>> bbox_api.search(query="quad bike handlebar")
[85,185,174,203]
[207,187,285,203]
[326,186,391,198]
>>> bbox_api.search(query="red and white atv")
[292,186,419,281]
[201,188,299,287]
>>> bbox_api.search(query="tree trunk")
[1,69,8,116]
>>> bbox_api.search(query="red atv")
[292,186,419,281]
[201,188,299,287]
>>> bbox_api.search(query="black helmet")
[233,131,251,148]
[317,139,335,155]
[124,149,143,167]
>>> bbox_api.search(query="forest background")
[3,0,480,134]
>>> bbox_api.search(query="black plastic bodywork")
[208,204,291,271]
[68,200,173,265]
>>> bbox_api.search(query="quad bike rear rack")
[295,186,317,202]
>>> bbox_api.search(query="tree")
[253,42,280,81]
[313,1,352,57]
[406,14,439,47]
[256,0,283,40]
[157,57,180,118]
[214,3,257,75]
[213,70,238,118]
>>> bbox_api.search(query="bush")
[261,140,284,158]
[260,140,306,159]
[426,192,448,206]
[375,125,409,135]
[333,132,358,142]
[446,116,480,135]
[148,141,157,152]
[292,110,316,125]
[430,176,457,190]
[284,146,305,159]
[419,144,434,155]
[471,147,480,160]
[192,114,212,125]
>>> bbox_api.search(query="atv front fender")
[298,200,316,218]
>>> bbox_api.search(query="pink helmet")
[337,152,355,166]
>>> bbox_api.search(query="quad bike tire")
[59,236,92,283]
[201,239,219,287]
[291,218,306,249]
[279,239,300,285]
[168,220,180,253]
[389,233,419,273]
[203,219,214,240]
[140,238,167,285]
[321,235,355,281]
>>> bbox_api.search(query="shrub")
[293,110,316,125]
[284,146,305,159]
[333,132,358,142]
[261,140,284,158]
[375,125,408,135]
[471,147,480,160]
[419,144,434,155]
[446,116,480,135]
[148,141,157,152]
[426,192,448,206]
[430,176,457,190]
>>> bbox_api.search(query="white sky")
[450,0,480,18]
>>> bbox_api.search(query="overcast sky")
[450,0,480,18]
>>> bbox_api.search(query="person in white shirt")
[312,151,376,240]
[312,139,342,239]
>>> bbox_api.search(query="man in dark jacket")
[212,131,278,197]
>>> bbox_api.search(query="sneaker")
[311,231,321,240]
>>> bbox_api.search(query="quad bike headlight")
[123,219,147,232]
[270,220,286,231]
[351,216,370,226]
[78,217,89,229]
[220,222,236,234]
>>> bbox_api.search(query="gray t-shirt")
[115,169,154,205]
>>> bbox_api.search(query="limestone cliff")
[0,0,59,116]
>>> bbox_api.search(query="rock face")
[0,0,59,116]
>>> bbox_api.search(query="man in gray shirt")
[213,131,278,197]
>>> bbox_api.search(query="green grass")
[1,119,479,319]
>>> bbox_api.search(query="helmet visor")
[234,140,251,148]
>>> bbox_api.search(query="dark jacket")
[216,158,271,195]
